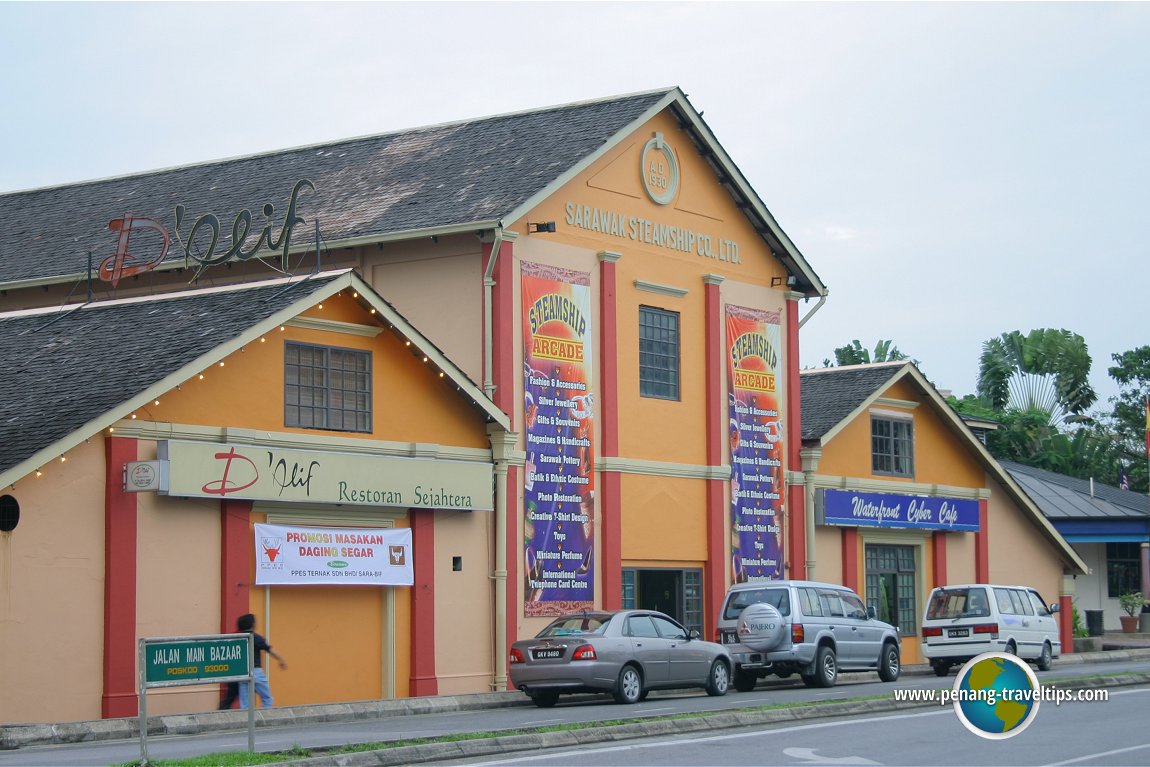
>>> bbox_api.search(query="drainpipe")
[800,447,822,580]
[483,226,505,401]
[798,295,826,329]
[489,429,515,691]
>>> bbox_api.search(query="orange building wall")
[619,474,709,563]
[0,439,108,723]
[984,474,1063,604]
[816,379,984,488]
[132,293,489,450]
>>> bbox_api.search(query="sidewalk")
[4,645,1150,752]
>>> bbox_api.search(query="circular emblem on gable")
[641,132,680,205]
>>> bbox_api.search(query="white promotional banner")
[254,523,413,586]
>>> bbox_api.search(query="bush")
[1071,605,1089,638]
[1119,592,1144,617]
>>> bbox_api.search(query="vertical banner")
[727,305,785,581]
[521,262,595,616]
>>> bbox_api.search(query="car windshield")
[925,587,990,619]
[723,587,790,620]
[536,616,609,637]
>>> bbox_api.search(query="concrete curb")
[281,672,1150,767]
[3,648,1150,751]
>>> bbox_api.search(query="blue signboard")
[821,489,980,531]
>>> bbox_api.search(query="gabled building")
[0,88,828,721]
[1004,461,1150,631]
[798,362,1087,663]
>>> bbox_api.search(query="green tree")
[977,329,1096,426]
[826,339,908,367]
[1104,345,1150,492]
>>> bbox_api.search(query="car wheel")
[1037,641,1053,671]
[878,642,901,683]
[705,660,730,696]
[734,668,757,692]
[813,646,837,688]
[1005,641,1017,657]
[638,689,649,702]
[531,691,559,708]
[931,661,950,677]
[613,665,643,704]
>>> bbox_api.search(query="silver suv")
[716,580,902,691]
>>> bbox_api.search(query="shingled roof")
[0,90,667,287]
[0,88,827,297]
[0,270,507,488]
[799,363,905,441]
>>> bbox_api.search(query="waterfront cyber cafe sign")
[124,440,494,511]
[815,488,980,532]
[99,179,314,287]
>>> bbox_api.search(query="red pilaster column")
[102,436,138,719]
[1059,593,1073,654]
[409,508,438,696]
[220,499,253,630]
[785,296,806,578]
[704,275,726,627]
[841,528,859,592]
[975,500,990,583]
[931,531,947,589]
[598,251,622,609]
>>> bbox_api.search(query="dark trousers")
[218,682,239,710]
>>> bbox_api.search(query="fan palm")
[977,329,1096,426]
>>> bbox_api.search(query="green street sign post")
[138,634,254,764]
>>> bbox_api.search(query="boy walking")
[236,613,287,709]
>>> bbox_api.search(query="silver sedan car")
[509,610,732,707]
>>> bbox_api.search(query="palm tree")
[977,329,1096,426]
[830,339,908,367]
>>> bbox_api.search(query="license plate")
[949,628,970,638]
[532,648,563,660]
[722,632,739,644]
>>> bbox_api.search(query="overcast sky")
[2,2,1145,408]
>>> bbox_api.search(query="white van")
[920,584,1060,676]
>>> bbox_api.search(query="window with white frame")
[871,413,914,477]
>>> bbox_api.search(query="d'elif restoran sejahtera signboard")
[156,440,493,511]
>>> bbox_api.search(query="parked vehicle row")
[508,580,1060,707]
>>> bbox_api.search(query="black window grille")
[285,342,372,433]
[871,416,914,477]
[639,306,680,400]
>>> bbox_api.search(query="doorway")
[621,568,703,635]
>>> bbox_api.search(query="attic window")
[871,414,914,478]
[285,342,372,433]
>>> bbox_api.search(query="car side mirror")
[867,606,877,619]
[689,629,701,640]
[1049,603,1060,614]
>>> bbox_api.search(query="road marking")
[1044,743,1150,766]
[784,746,881,765]
[520,718,564,725]
[464,709,951,765]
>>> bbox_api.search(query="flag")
[1119,465,1130,490]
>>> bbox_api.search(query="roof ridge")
[800,360,909,376]
[0,269,351,320]
[0,88,677,198]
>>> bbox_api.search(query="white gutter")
[482,226,505,400]
[798,295,827,329]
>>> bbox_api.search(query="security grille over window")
[639,306,680,400]
[871,415,914,477]
[285,342,372,433]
